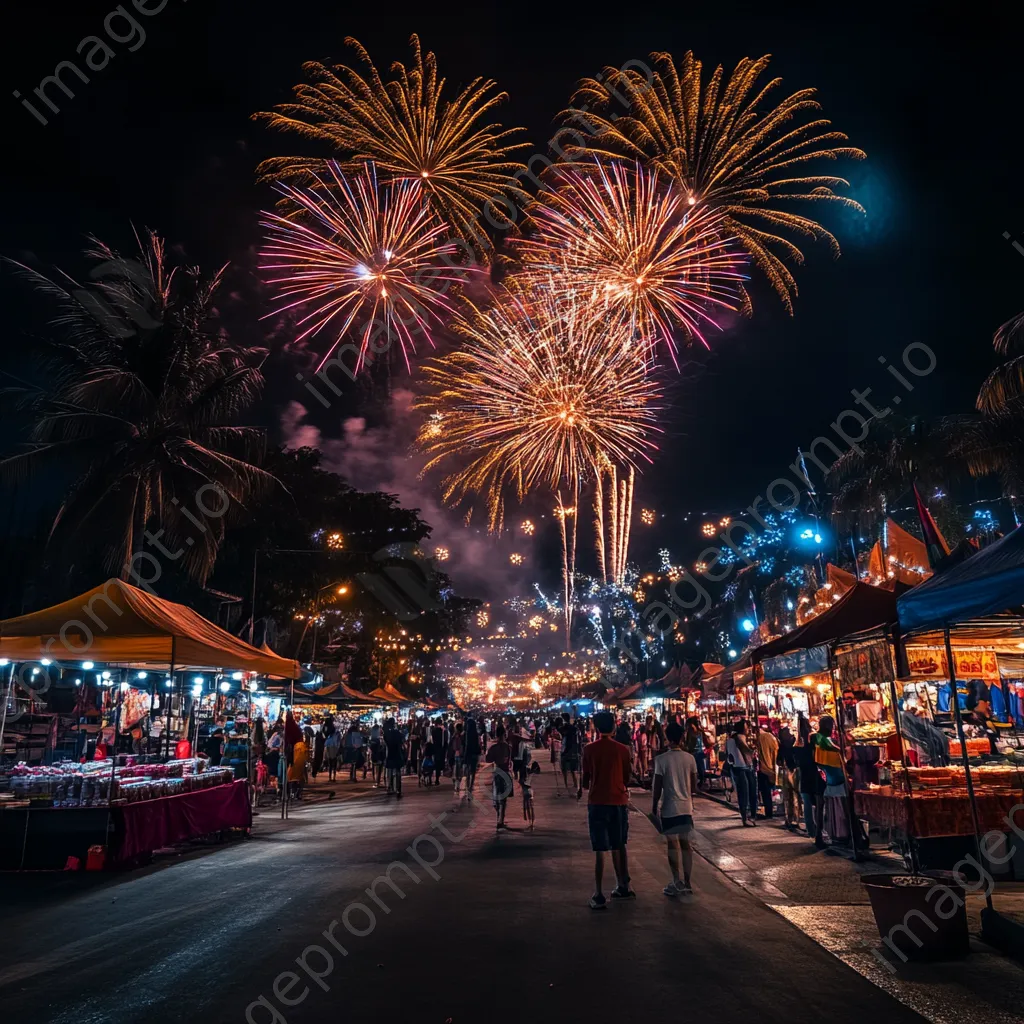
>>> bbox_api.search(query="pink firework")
[260,161,468,373]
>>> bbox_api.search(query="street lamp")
[310,580,351,664]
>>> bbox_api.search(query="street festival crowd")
[201,707,848,908]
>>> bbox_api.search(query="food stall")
[852,531,1024,879]
[0,580,300,869]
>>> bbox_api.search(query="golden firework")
[520,519,535,535]
[417,288,661,532]
[254,35,530,258]
[561,51,865,311]
[528,615,544,630]
[641,508,655,525]
[434,546,450,561]
[327,531,344,550]
[515,161,745,361]
[509,552,524,566]
[701,522,716,537]
[476,608,490,628]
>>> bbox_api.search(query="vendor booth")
[0,580,299,869]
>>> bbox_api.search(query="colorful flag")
[913,483,950,569]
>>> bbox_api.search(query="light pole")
[311,581,351,666]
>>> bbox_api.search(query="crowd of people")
[722,712,864,850]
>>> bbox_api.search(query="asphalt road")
[0,768,928,1024]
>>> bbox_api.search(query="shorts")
[370,743,384,765]
[661,814,694,836]
[587,804,629,852]
[560,754,580,772]
[492,773,511,807]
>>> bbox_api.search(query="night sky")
[2,0,1022,584]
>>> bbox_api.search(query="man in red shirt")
[580,709,634,909]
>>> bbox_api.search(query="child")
[420,738,435,787]
[324,728,342,782]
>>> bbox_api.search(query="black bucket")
[862,872,970,962]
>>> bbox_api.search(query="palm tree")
[2,230,277,583]
[951,311,1024,501]
[826,415,961,530]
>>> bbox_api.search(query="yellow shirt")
[288,741,309,782]
[756,731,779,775]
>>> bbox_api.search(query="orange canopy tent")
[0,579,300,677]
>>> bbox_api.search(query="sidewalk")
[690,794,1024,1024]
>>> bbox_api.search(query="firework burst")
[416,288,662,533]
[254,35,530,257]
[260,162,467,372]
[516,162,745,361]
[561,51,865,311]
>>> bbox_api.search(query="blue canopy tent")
[897,526,1024,920]
[897,525,1024,631]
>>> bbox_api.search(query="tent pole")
[944,626,993,909]
[165,639,176,758]
[102,676,125,864]
[0,663,16,757]
[883,629,919,874]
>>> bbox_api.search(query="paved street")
[0,766,935,1024]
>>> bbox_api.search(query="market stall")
[0,580,297,867]
[0,758,248,870]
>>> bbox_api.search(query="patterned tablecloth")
[854,787,1024,838]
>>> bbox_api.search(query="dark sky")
[2,0,1022,539]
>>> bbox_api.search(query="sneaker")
[589,893,607,910]
[678,882,694,896]
[610,886,636,900]
[662,883,681,897]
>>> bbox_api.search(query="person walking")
[324,726,342,782]
[344,721,364,783]
[451,721,465,797]
[430,718,445,786]
[755,725,779,820]
[485,725,513,829]
[311,723,326,780]
[683,717,706,789]
[548,718,562,774]
[777,726,800,829]
[560,714,581,796]
[463,715,481,800]
[795,713,822,843]
[383,718,405,797]
[651,721,699,896]
[581,709,634,909]
[408,720,421,777]
[369,720,385,787]
[727,720,758,826]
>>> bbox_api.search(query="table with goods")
[0,756,250,869]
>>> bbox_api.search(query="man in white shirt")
[651,721,699,896]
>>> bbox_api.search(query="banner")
[762,644,829,681]
[906,647,1000,682]
[834,642,893,687]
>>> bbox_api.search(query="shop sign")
[906,647,1000,681]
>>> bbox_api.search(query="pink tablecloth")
[114,780,251,864]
